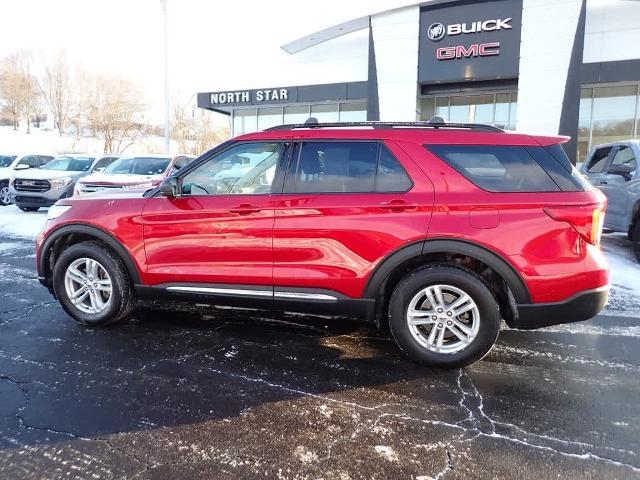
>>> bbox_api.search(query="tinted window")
[375,145,412,192]
[610,146,637,174]
[181,142,282,195]
[93,157,118,171]
[18,156,42,168]
[38,155,54,165]
[586,147,612,173]
[0,155,16,167]
[293,142,378,193]
[527,146,590,192]
[42,156,95,172]
[105,157,171,175]
[427,145,560,192]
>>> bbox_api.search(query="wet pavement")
[1,233,639,480]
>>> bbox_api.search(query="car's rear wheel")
[632,221,640,263]
[0,183,10,206]
[389,266,500,368]
[18,206,39,212]
[53,241,136,326]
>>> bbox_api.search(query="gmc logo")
[436,42,500,60]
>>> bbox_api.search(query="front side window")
[42,156,95,172]
[0,155,16,168]
[427,145,560,193]
[181,142,282,195]
[586,147,613,173]
[105,157,171,176]
[288,142,412,194]
[610,146,637,174]
[18,156,42,168]
[93,157,118,171]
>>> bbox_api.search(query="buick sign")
[427,23,446,41]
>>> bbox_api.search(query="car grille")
[14,179,51,192]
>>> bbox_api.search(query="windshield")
[104,157,171,176]
[0,155,17,168]
[42,156,95,172]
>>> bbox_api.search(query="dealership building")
[198,0,640,162]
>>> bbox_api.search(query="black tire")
[52,241,136,326]
[0,183,10,206]
[632,221,640,263]
[388,265,500,369]
[19,206,39,212]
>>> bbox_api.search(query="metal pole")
[161,0,170,154]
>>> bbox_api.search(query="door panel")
[272,140,434,299]
[599,145,637,229]
[142,195,274,286]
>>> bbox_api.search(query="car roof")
[237,126,566,147]
[590,139,640,150]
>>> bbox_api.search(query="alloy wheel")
[0,186,10,205]
[406,284,480,354]
[64,258,113,314]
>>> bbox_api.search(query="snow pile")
[0,205,48,239]
[601,233,640,317]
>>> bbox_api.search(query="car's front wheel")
[389,265,500,368]
[0,183,10,206]
[52,241,136,326]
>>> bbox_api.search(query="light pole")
[161,0,170,154]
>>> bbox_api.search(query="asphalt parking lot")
[1,231,640,479]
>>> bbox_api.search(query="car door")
[599,145,638,229]
[142,141,289,294]
[582,145,614,187]
[272,140,434,302]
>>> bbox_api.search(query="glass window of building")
[339,102,367,122]
[576,84,640,163]
[284,105,309,124]
[257,107,283,131]
[233,109,258,136]
[419,92,517,130]
[311,104,339,123]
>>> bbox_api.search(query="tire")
[0,183,10,206]
[388,265,500,369]
[18,206,39,212]
[632,221,640,263]
[52,241,136,326]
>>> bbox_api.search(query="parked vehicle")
[73,154,194,197]
[580,140,640,261]
[36,121,609,368]
[0,154,54,206]
[9,154,98,211]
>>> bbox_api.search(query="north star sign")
[210,88,290,105]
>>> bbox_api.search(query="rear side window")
[586,147,612,173]
[287,141,412,194]
[527,146,590,192]
[427,145,560,192]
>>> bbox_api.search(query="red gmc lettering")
[436,42,500,60]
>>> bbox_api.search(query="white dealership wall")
[584,0,640,63]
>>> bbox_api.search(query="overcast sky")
[0,0,414,122]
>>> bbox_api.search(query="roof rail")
[264,121,504,133]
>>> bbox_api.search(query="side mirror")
[607,163,634,180]
[14,164,30,170]
[160,177,180,197]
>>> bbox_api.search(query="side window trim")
[375,141,414,193]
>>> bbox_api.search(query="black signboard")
[418,0,523,84]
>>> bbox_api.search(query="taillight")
[544,202,606,246]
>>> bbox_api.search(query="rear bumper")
[511,286,609,329]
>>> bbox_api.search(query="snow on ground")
[0,205,48,239]
[0,205,638,316]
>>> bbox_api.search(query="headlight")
[47,205,72,219]
[50,177,73,189]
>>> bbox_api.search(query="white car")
[0,154,54,206]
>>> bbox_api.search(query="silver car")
[9,155,118,212]
[0,154,54,206]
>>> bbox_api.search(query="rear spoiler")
[534,135,570,146]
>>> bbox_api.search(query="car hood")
[79,172,164,186]
[0,167,13,180]
[12,169,85,180]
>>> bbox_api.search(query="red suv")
[36,121,609,368]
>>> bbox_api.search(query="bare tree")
[172,100,229,155]
[0,53,28,130]
[38,51,72,136]
[19,54,41,134]
[86,74,146,154]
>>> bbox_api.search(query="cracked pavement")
[0,233,639,479]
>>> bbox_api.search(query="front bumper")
[11,184,75,208]
[511,286,609,329]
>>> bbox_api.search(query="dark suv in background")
[36,121,609,368]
